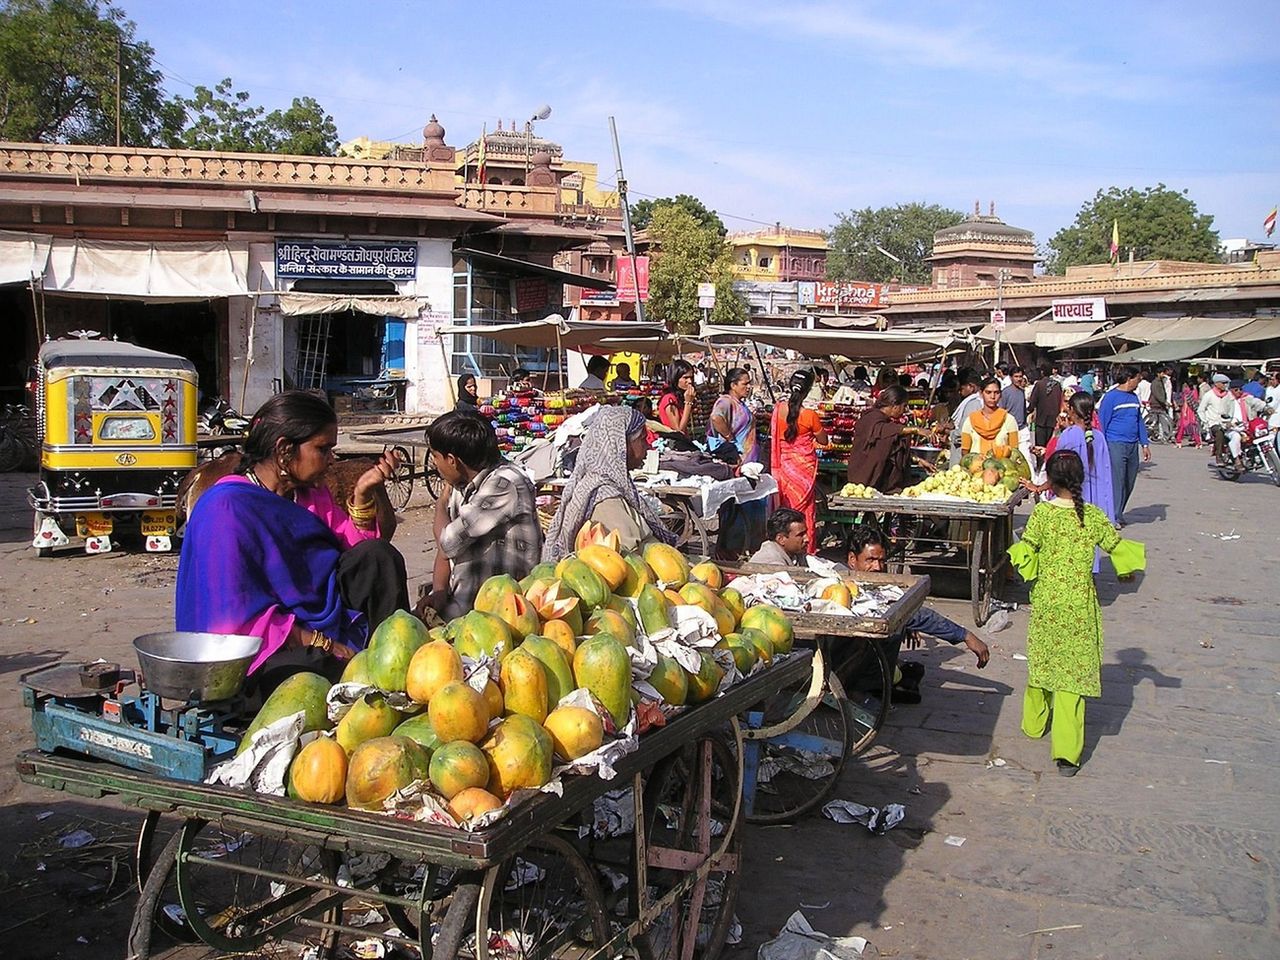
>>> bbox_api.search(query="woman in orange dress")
[770,369,828,554]
[961,377,1020,459]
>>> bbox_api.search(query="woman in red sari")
[770,369,828,554]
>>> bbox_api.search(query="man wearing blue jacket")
[1098,365,1151,525]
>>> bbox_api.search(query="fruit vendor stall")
[17,531,825,960]
[827,455,1031,626]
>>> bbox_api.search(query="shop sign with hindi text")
[1051,297,1107,323]
[275,240,418,282]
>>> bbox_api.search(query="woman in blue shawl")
[1030,391,1114,572]
[176,391,408,690]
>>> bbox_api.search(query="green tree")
[0,0,182,145]
[645,204,746,335]
[266,96,338,156]
[631,193,727,238]
[177,78,338,155]
[826,202,965,284]
[1045,185,1220,273]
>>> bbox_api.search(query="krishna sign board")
[1051,297,1107,323]
[797,280,884,309]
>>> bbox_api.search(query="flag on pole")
[1110,219,1120,264]
[1266,207,1277,238]
[476,125,488,185]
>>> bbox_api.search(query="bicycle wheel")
[472,832,610,959]
[1261,440,1280,487]
[138,817,341,959]
[742,651,852,825]
[636,736,742,960]
[421,439,445,502]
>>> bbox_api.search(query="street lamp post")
[524,104,552,178]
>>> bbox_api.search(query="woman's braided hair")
[1046,449,1087,527]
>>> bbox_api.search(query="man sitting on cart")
[424,410,542,618]
[838,525,990,703]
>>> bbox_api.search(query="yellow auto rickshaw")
[29,338,198,556]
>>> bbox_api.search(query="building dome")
[423,115,446,142]
[530,149,553,167]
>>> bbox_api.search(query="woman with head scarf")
[542,406,678,560]
[770,368,828,553]
[455,373,480,410]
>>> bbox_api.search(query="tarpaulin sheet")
[0,230,52,284]
[276,293,427,319]
[42,237,249,298]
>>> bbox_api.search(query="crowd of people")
[175,348,1274,774]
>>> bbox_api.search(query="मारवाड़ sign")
[275,240,418,282]
[1051,296,1107,323]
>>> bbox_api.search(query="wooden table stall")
[825,488,1028,626]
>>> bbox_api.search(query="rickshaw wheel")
[385,444,414,509]
[971,529,993,626]
[134,817,340,959]
[636,736,742,960]
[472,831,610,959]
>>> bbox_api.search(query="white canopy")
[574,335,713,358]
[698,323,963,363]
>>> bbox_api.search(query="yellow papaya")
[577,543,630,591]
[521,635,576,708]
[644,542,690,588]
[499,648,550,723]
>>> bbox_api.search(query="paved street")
[0,444,1276,958]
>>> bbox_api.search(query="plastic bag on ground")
[757,910,877,960]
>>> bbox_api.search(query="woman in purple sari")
[176,392,408,692]
[1033,392,1114,571]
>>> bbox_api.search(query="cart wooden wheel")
[635,735,743,960]
[971,528,993,626]
[421,437,446,502]
[740,649,853,825]
[133,817,342,958]
[658,496,711,556]
[385,444,415,509]
[472,832,610,959]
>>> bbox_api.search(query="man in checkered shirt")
[423,411,541,618]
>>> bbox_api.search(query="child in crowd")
[423,410,542,618]
[1009,450,1145,777]
[747,508,807,566]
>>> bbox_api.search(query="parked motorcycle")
[198,397,250,436]
[1215,425,1280,484]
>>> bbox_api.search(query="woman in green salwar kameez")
[1009,450,1145,776]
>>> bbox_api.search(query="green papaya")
[572,634,632,727]
[521,635,577,709]
[637,583,673,635]
[237,671,332,755]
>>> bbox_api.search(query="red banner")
[615,256,650,303]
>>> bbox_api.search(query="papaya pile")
[902,449,1031,503]
[244,521,798,829]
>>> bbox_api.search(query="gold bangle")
[309,629,333,654]
[346,496,377,526]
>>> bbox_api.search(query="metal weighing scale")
[21,632,262,781]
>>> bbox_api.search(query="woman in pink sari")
[770,369,828,554]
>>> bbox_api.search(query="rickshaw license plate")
[141,511,176,535]
[76,513,114,537]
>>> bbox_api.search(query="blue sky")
[125,0,1279,249]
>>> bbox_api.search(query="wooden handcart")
[348,424,444,511]
[825,488,1027,626]
[16,652,811,960]
[723,567,930,824]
